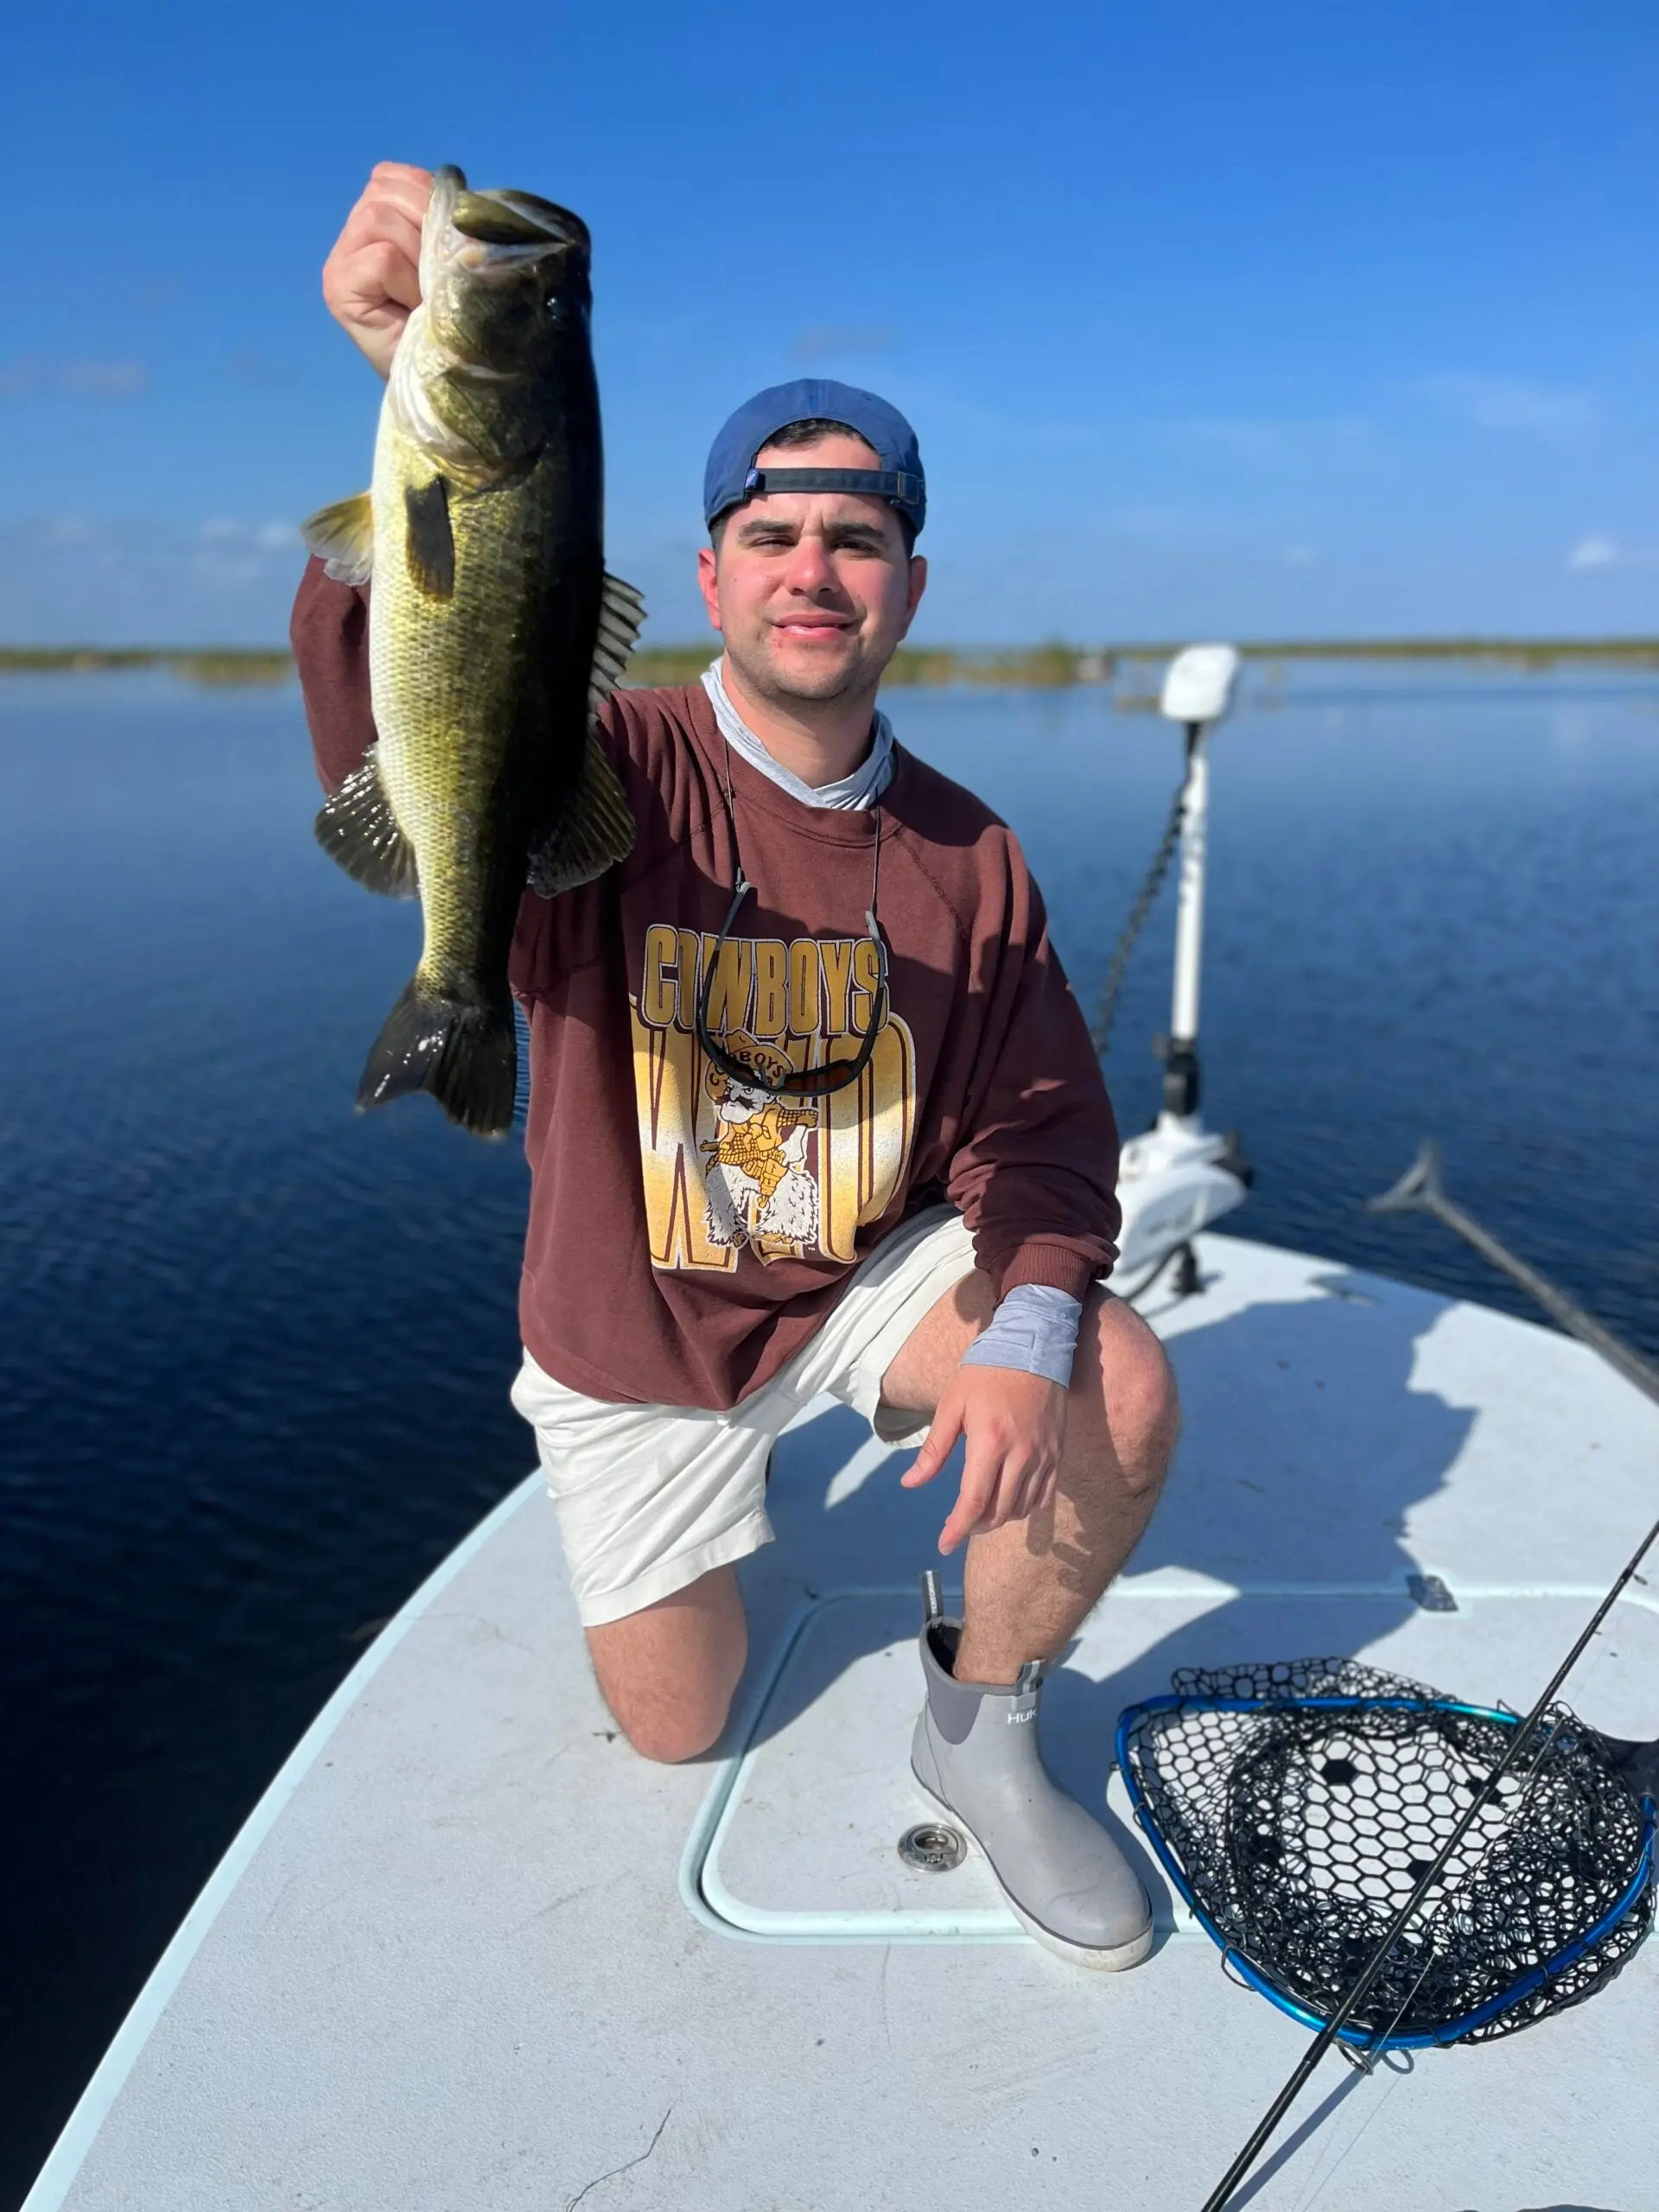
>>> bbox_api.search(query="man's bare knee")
[1083,1294,1181,1494]
[1116,1324,1181,1466]
[609,1688,733,1765]
[585,1565,747,1766]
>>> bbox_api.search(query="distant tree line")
[2,637,1656,688]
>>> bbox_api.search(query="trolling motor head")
[1160,643,1242,734]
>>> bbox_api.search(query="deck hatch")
[681,1581,1659,1947]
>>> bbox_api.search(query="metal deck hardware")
[897,1824,966,1873]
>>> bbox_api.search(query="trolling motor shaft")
[1153,647,1236,1126]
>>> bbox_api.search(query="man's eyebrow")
[733,511,895,547]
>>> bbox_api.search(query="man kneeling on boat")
[295,162,1180,1973]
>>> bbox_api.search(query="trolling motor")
[1105,644,1252,1293]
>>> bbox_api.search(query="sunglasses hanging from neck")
[696,744,890,1099]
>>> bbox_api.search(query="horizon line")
[3,634,1657,664]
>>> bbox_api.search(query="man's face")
[696,431,927,706]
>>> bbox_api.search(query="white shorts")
[511,1206,977,1626]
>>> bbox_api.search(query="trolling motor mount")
[1153,1032,1201,1119]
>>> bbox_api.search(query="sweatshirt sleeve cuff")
[994,1242,1103,1303]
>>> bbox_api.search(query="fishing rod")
[1198,1143,1659,2210]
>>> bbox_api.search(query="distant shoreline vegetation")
[0,646,295,686]
[2,637,1656,689]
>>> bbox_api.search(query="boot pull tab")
[920,1570,944,1627]
[1014,1659,1045,1694]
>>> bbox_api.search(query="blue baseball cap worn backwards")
[703,378,925,539]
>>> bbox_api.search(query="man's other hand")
[322,162,433,379]
[903,1366,1068,1555]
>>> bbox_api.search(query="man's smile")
[772,613,855,639]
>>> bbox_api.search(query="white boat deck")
[25,1233,1659,2212]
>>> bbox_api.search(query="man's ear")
[901,552,928,632]
[696,543,722,633]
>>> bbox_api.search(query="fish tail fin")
[356,977,517,1140]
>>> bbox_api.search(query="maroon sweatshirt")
[291,561,1122,1410]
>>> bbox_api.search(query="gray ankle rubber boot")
[909,1592,1153,1971]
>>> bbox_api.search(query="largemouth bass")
[302,164,643,1137]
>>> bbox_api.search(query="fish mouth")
[425,163,588,267]
[456,188,588,252]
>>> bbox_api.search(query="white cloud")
[190,518,303,591]
[1567,534,1618,571]
[1418,373,1599,436]
[1166,416,1373,466]
[41,514,104,546]
[0,355,149,399]
[1567,532,1656,572]
[197,516,300,550]
[793,324,894,361]
[61,359,148,397]
[0,514,306,643]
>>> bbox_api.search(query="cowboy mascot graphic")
[701,1035,821,1261]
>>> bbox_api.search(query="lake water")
[3,662,1656,2201]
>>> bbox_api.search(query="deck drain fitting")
[899,1821,967,1872]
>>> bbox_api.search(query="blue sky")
[4,0,1656,645]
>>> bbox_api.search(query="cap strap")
[742,466,923,507]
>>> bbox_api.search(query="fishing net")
[1118,1658,1655,2049]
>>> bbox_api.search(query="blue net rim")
[1114,1691,1658,2050]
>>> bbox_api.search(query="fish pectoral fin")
[315,748,420,898]
[587,571,647,719]
[526,734,636,897]
[404,478,456,599]
[302,492,375,585]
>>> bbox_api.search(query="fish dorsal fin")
[302,492,375,585]
[588,571,646,720]
[314,748,419,898]
[526,734,636,898]
[404,478,455,599]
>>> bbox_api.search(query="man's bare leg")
[584,1567,747,1764]
[887,1268,1178,1967]
[581,1271,1173,1764]
[878,1270,1179,1682]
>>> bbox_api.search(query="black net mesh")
[1122,1659,1654,2045]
